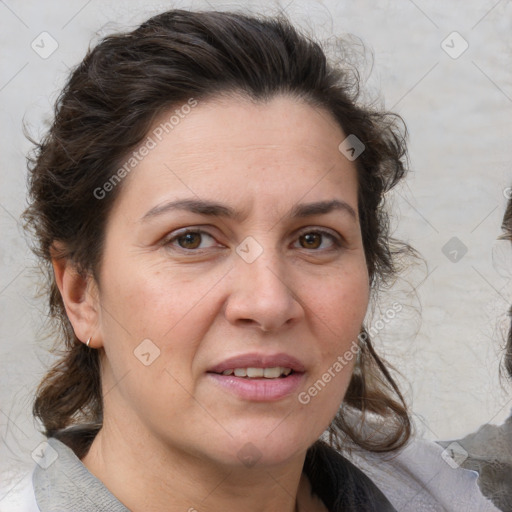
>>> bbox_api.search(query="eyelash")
[162,227,343,253]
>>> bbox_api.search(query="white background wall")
[1,0,512,498]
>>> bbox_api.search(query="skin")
[53,94,370,512]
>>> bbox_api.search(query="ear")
[51,243,101,348]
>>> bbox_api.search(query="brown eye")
[177,232,202,249]
[294,229,341,251]
[299,232,322,249]
[165,229,218,252]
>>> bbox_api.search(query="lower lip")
[207,372,305,401]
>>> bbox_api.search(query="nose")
[223,245,304,332]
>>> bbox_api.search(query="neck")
[81,419,308,512]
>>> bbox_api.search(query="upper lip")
[208,353,306,374]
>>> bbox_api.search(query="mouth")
[206,353,306,401]
[213,367,294,379]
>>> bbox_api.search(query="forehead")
[152,94,345,162]
[110,94,359,219]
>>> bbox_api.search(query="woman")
[18,9,499,511]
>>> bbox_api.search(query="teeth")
[221,367,293,379]
[247,367,264,378]
[263,367,281,378]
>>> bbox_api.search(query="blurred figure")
[437,197,512,512]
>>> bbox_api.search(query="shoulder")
[31,435,129,511]
[345,436,501,512]
[305,440,398,511]
[437,416,512,511]
[0,470,40,512]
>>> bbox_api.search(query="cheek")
[97,265,211,422]
[307,265,368,401]
[313,266,369,335]
[101,256,213,336]
[98,258,227,398]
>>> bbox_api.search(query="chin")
[214,423,316,469]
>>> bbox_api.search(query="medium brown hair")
[24,10,411,457]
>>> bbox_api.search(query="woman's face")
[92,95,369,467]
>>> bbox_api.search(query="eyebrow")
[140,198,357,223]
